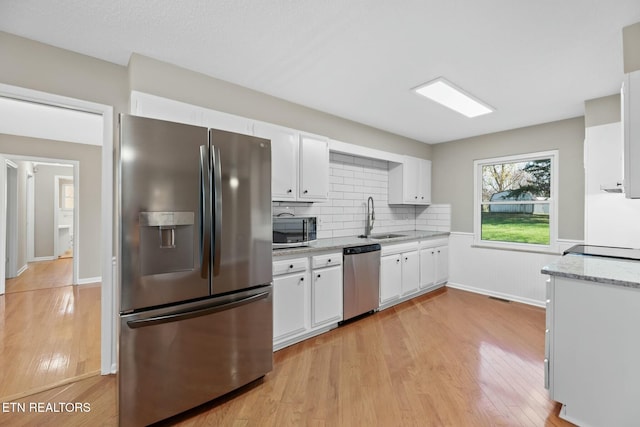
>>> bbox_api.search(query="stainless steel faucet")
[365,196,375,237]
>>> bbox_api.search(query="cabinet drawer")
[381,242,418,256]
[273,257,308,276]
[311,253,342,269]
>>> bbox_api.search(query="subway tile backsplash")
[273,152,451,239]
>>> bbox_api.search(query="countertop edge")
[273,231,450,257]
[541,266,640,290]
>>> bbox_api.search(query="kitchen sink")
[369,233,406,240]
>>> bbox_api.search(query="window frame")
[473,150,559,253]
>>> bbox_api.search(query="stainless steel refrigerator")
[117,114,273,426]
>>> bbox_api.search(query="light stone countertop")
[273,230,450,257]
[541,254,640,289]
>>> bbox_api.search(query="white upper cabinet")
[298,133,329,201]
[253,124,328,202]
[253,122,298,201]
[623,70,640,198]
[388,156,431,205]
[201,108,253,135]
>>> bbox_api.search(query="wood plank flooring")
[6,258,74,294]
[0,287,573,426]
[0,259,101,400]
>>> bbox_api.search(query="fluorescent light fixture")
[414,77,494,118]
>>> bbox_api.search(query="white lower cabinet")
[311,264,343,327]
[547,275,640,427]
[273,271,308,340]
[419,240,449,289]
[272,257,309,344]
[379,242,419,308]
[380,254,402,304]
[273,252,342,350]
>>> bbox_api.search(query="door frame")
[53,172,76,262]
[5,159,18,279]
[0,83,115,375]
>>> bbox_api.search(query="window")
[61,182,74,209]
[474,151,558,251]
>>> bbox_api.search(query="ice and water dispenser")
[139,211,195,275]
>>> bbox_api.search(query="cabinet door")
[380,254,402,304]
[435,246,449,284]
[401,251,419,295]
[311,265,343,327]
[299,134,329,200]
[419,160,432,204]
[403,157,421,203]
[202,108,253,135]
[419,248,436,288]
[273,273,308,340]
[254,123,298,201]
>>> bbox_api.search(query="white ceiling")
[1,0,639,144]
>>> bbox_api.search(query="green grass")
[481,212,550,245]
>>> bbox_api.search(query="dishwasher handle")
[344,243,381,255]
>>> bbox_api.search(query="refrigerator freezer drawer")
[118,286,273,427]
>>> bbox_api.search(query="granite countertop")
[541,254,640,289]
[273,230,450,257]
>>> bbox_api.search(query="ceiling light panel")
[414,78,494,118]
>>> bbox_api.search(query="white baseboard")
[109,362,117,375]
[77,276,102,285]
[32,256,55,262]
[446,282,545,308]
[16,264,28,276]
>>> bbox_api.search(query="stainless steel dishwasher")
[342,243,381,321]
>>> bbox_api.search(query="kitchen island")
[541,254,640,427]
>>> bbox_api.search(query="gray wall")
[623,21,640,73]
[34,164,73,258]
[0,135,102,279]
[431,117,585,240]
[585,94,621,127]
[0,32,129,133]
[128,54,431,159]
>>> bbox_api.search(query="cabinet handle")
[421,196,424,199]
[396,258,400,264]
[317,274,321,278]
[437,250,440,253]
[300,277,304,282]
[414,196,418,199]
[328,259,331,263]
[289,264,294,269]
[287,189,292,193]
[304,190,308,194]
[404,257,408,261]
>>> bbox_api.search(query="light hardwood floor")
[0,287,573,426]
[6,258,74,294]
[0,259,101,400]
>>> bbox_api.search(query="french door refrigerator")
[117,114,273,427]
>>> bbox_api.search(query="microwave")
[273,216,317,248]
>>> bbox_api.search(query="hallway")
[0,258,101,400]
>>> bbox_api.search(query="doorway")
[3,156,80,293]
[0,85,113,399]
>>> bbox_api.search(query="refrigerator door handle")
[126,291,270,329]
[199,145,211,279]
[211,143,222,277]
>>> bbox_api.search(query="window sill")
[471,242,561,256]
